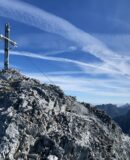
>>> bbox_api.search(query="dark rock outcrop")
[0,69,130,160]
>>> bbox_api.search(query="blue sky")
[0,0,130,104]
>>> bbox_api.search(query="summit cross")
[0,23,17,70]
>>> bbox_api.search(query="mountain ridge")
[95,104,130,118]
[0,69,130,160]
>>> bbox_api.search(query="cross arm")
[0,34,17,47]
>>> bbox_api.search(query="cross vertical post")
[0,24,17,70]
[4,23,10,70]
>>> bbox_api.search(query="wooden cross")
[0,23,17,70]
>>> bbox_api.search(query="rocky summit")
[0,69,130,160]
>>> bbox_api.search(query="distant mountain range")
[95,103,130,118]
[114,110,130,135]
[95,104,130,135]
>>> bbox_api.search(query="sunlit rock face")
[0,69,130,160]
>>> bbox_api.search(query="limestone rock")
[0,69,130,160]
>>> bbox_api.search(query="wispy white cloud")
[0,50,105,71]
[0,49,130,78]
[0,50,124,76]
[26,73,130,98]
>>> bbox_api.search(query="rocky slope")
[0,69,130,160]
